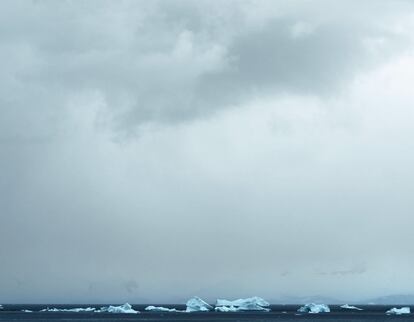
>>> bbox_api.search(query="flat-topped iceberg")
[340,304,363,310]
[186,297,213,312]
[98,303,139,314]
[145,306,181,312]
[22,309,33,313]
[40,307,96,312]
[215,296,270,312]
[298,303,330,313]
[39,303,138,314]
[386,307,410,315]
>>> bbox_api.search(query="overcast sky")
[1,0,414,304]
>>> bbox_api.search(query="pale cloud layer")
[1,0,414,304]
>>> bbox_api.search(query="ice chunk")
[0,305,2,310]
[215,306,239,312]
[215,297,270,312]
[340,304,363,310]
[98,303,139,314]
[22,310,33,313]
[145,306,181,312]
[298,303,330,313]
[185,297,213,312]
[39,304,138,314]
[216,296,270,308]
[40,307,96,312]
[386,307,410,315]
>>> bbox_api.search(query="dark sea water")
[1,304,414,322]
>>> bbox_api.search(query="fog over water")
[1,0,414,304]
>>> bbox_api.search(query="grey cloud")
[196,19,359,106]
[318,266,367,276]
[0,0,412,137]
[1,0,414,304]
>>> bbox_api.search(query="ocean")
[1,304,414,322]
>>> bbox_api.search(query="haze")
[1,0,414,304]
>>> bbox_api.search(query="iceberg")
[40,307,96,312]
[215,297,270,312]
[386,307,410,315]
[340,304,363,310]
[145,306,181,312]
[185,297,213,312]
[298,303,330,313]
[22,310,33,313]
[39,304,138,314]
[215,306,239,312]
[97,303,139,314]
[0,305,2,310]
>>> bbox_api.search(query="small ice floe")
[185,297,213,312]
[22,310,33,313]
[298,303,330,313]
[40,307,96,312]
[145,306,181,312]
[386,307,411,315]
[215,297,270,312]
[98,303,138,314]
[340,304,363,310]
[0,305,2,310]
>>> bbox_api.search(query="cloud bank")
[1,0,414,303]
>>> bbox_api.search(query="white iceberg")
[40,307,96,312]
[215,306,239,312]
[340,304,363,310]
[298,303,330,313]
[98,303,139,314]
[39,304,138,314]
[186,297,213,312]
[0,305,2,310]
[215,297,270,312]
[22,310,33,313]
[386,307,410,315]
[145,306,181,312]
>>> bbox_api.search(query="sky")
[1,0,414,304]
